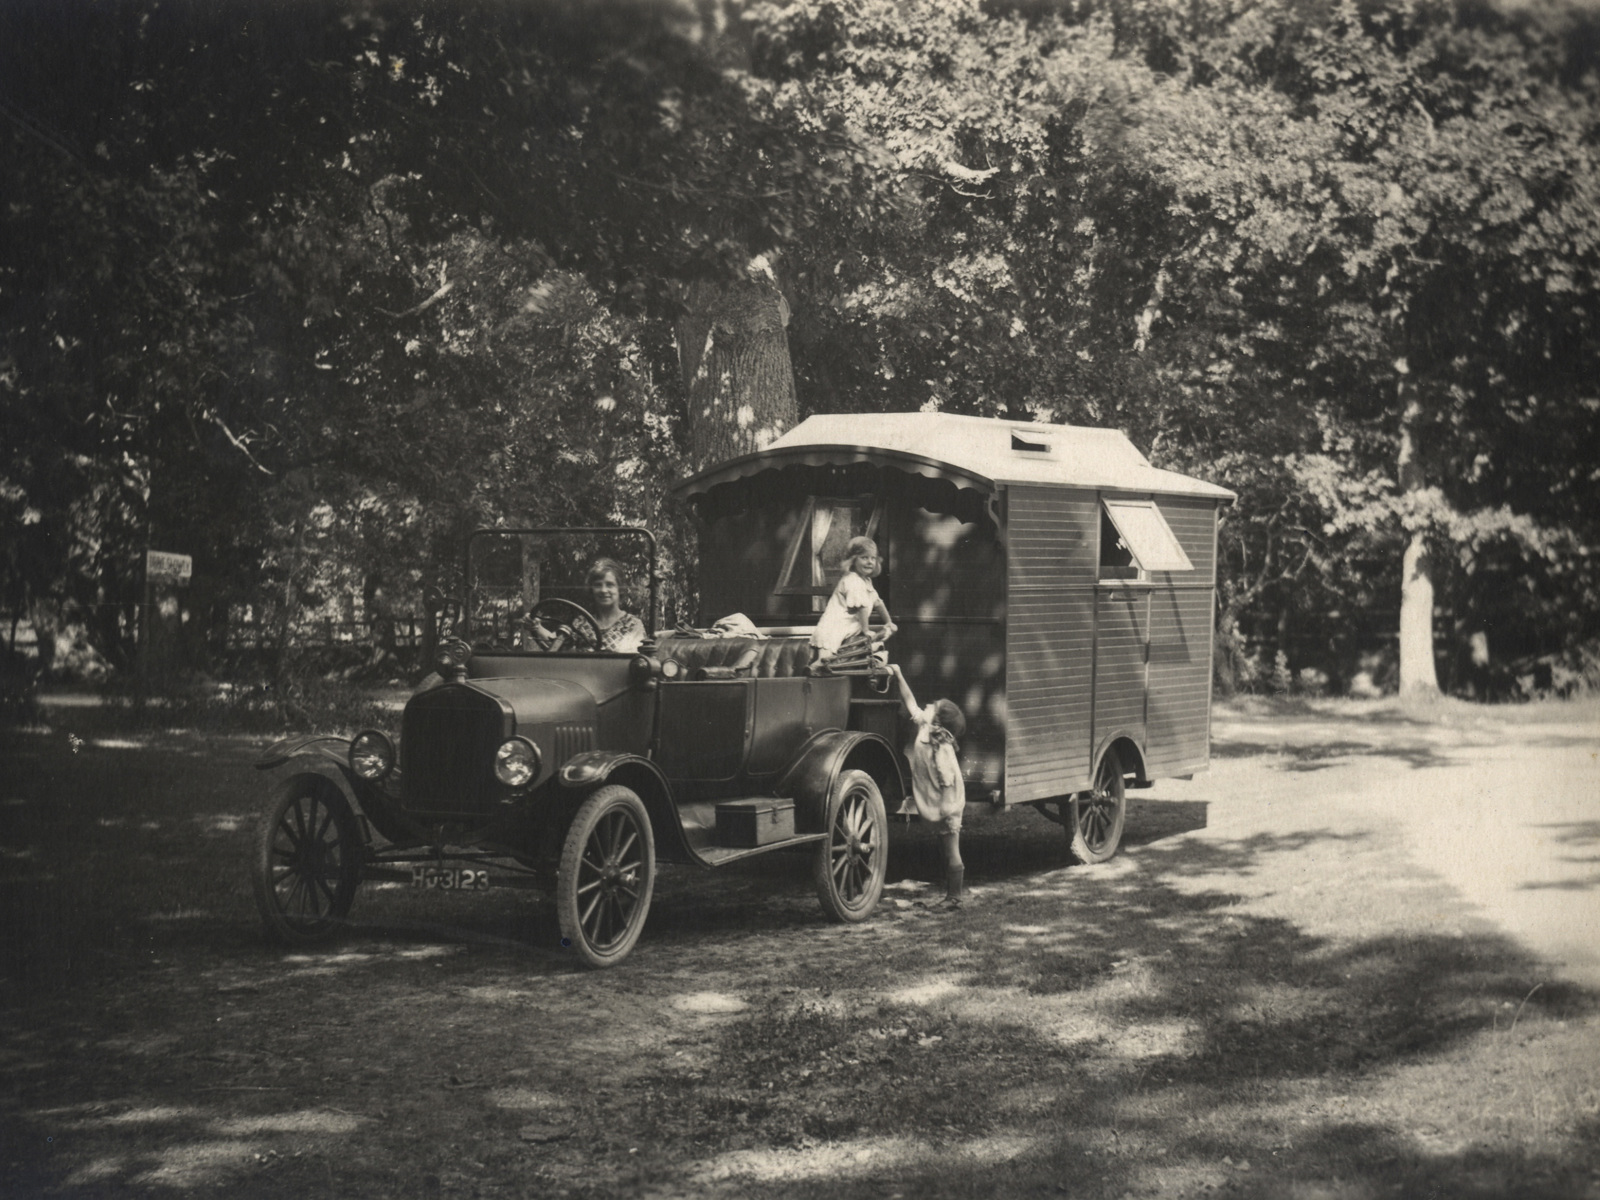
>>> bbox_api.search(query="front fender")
[557,749,665,792]
[254,735,399,819]
[256,734,352,774]
[557,750,692,865]
[776,730,905,834]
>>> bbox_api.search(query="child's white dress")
[810,572,880,656]
[902,704,966,834]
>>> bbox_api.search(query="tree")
[1,0,855,670]
[1151,0,1600,694]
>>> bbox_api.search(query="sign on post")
[145,550,193,586]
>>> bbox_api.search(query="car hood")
[466,675,599,726]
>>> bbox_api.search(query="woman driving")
[572,558,647,653]
[526,557,646,652]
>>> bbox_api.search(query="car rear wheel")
[813,769,887,922]
[253,775,363,944]
[1068,749,1127,865]
[557,786,655,968]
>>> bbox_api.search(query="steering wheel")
[528,597,603,651]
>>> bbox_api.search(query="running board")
[696,833,826,868]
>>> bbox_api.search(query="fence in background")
[218,616,427,652]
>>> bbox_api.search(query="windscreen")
[466,529,655,652]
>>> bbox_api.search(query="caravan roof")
[676,412,1236,502]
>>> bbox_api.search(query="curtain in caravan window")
[775,497,874,595]
[810,504,835,587]
[1103,500,1194,572]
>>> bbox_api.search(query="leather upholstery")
[657,635,813,679]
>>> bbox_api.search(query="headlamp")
[494,736,541,787]
[349,730,396,781]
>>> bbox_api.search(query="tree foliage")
[2,0,1596,693]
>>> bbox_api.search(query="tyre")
[1068,748,1127,865]
[253,775,364,944]
[557,786,655,968]
[813,768,888,922]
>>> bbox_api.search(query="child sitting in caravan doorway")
[809,536,896,667]
[887,663,968,910]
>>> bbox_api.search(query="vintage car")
[253,413,1233,968]
[252,527,907,967]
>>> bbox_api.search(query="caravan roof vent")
[1010,431,1051,453]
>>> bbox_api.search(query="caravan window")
[1099,499,1193,580]
[775,496,879,600]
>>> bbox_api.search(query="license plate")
[411,866,492,892]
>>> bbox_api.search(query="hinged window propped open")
[1101,499,1193,573]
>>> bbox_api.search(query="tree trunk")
[1396,383,1440,696]
[676,271,798,471]
[272,517,305,686]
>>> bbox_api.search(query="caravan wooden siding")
[1092,590,1148,748]
[1004,486,1098,803]
[1145,585,1216,776]
[1004,590,1094,799]
[1006,485,1098,587]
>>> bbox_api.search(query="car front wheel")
[813,768,888,922]
[252,775,363,944]
[557,785,655,968]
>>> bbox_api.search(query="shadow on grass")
[620,832,1600,1200]
[1211,736,1466,770]
[5,728,1599,1199]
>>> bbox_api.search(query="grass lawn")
[0,695,1596,1197]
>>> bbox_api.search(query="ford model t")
[253,413,1232,967]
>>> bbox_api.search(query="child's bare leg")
[940,828,964,906]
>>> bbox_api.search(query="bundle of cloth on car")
[668,612,768,640]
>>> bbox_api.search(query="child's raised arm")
[888,663,920,717]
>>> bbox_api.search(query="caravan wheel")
[1068,749,1127,865]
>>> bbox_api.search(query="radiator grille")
[401,685,506,816]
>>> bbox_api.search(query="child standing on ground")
[888,663,967,910]
[810,536,897,667]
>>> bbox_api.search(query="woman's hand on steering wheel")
[528,597,603,651]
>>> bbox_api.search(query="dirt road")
[1198,697,1600,988]
[1,697,1597,1198]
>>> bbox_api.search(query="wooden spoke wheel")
[813,769,888,922]
[1068,748,1127,865]
[557,786,655,968]
[252,776,363,944]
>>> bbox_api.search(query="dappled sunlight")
[65,1155,126,1185]
[130,1138,265,1187]
[214,1109,364,1135]
[87,737,151,751]
[460,983,534,1002]
[673,991,750,1015]
[488,1085,567,1112]
[5,699,1597,1198]
[71,1103,198,1128]
[694,1132,1040,1186]
[24,1097,381,1191]
[1104,1020,1197,1061]
[885,976,961,1006]
[274,943,464,977]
